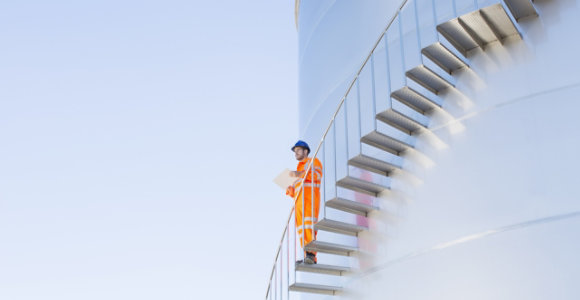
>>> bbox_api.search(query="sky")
[0,1,299,299]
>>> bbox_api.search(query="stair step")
[305,240,358,256]
[376,99,429,135]
[361,129,413,156]
[349,151,400,176]
[295,262,351,276]
[461,5,518,47]
[504,0,538,21]
[406,64,454,95]
[326,197,379,217]
[457,11,491,49]
[289,283,342,295]
[437,18,479,56]
[315,218,367,236]
[337,173,390,196]
[479,4,520,40]
[391,85,442,115]
[437,4,520,55]
[422,42,469,74]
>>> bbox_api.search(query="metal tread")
[391,85,442,115]
[504,0,538,21]
[305,240,358,256]
[437,4,520,55]
[295,262,351,276]
[326,197,378,216]
[406,64,454,95]
[289,283,342,295]
[361,130,413,156]
[422,42,469,74]
[437,18,479,56]
[315,218,368,236]
[337,175,390,196]
[349,153,400,175]
[457,13,487,48]
[480,4,521,40]
[376,106,428,135]
[458,6,508,48]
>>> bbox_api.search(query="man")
[286,140,322,264]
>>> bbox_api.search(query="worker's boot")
[304,252,317,264]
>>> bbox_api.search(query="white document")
[273,168,297,190]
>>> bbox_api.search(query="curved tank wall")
[295,0,580,299]
[296,0,400,146]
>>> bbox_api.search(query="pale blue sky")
[0,1,299,299]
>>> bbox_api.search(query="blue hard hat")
[291,140,310,153]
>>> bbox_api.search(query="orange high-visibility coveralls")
[286,157,322,252]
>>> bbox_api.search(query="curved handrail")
[265,0,410,298]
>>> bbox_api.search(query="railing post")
[385,36,392,108]
[302,179,305,262]
[356,79,363,154]
[279,258,282,300]
[322,141,326,219]
[286,226,289,300]
[310,155,314,259]
[398,12,407,84]
[293,210,297,284]
[344,96,350,164]
[432,0,438,37]
[370,53,377,131]
[414,0,423,52]
[333,122,338,200]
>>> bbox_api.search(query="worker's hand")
[290,171,304,177]
[286,185,295,197]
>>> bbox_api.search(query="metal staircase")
[266,0,542,298]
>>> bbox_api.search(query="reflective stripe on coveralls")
[286,157,322,255]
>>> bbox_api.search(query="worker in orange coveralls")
[286,140,322,264]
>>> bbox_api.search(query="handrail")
[265,0,410,298]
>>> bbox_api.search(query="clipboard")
[273,168,297,189]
